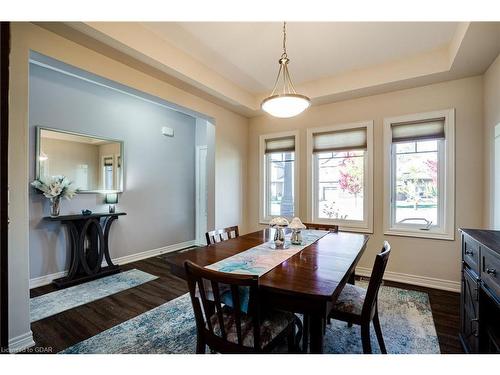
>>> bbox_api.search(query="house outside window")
[383,109,455,240]
[307,121,373,233]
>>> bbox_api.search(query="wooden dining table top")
[166,228,370,302]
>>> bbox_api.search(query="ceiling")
[43,22,500,117]
[142,22,459,93]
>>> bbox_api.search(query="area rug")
[62,281,440,354]
[31,269,158,323]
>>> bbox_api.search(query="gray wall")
[29,63,197,279]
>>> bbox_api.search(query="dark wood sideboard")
[459,229,500,353]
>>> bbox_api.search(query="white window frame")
[259,130,299,224]
[383,109,455,240]
[306,121,373,233]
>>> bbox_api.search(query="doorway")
[195,145,208,246]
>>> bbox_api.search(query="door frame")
[195,145,208,246]
[0,21,10,352]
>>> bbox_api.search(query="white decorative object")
[269,217,289,248]
[31,175,77,217]
[289,217,306,244]
[269,217,289,227]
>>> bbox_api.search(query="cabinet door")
[461,268,480,353]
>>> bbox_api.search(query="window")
[384,109,455,240]
[307,122,373,232]
[259,131,299,223]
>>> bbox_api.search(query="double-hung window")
[307,121,373,232]
[259,131,299,223]
[383,109,455,240]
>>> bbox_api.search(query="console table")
[459,228,500,353]
[45,212,126,288]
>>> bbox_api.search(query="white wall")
[484,54,500,229]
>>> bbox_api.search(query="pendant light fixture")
[261,22,310,118]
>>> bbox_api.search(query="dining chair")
[302,223,339,232]
[327,241,391,354]
[184,260,299,353]
[205,225,239,245]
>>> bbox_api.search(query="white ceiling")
[49,21,500,116]
[142,22,459,93]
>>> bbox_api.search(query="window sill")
[384,228,454,241]
[309,218,372,233]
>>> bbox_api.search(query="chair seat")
[209,307,295,349]
[332,284,367,315]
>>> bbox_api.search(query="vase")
[291,229,302,245]
[273,226,286,248]
[50,196,61,217]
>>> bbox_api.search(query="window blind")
[391,118,445,143]
[265,136,295,154]
[313,127,367,153]
[103,157,114,166]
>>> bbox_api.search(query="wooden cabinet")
[460,229,500,353]
[461,268,479,352]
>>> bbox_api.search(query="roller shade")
[313,127,367,153]
[265,136,295,154]
[103,157,114,166]
[391,118,445,143]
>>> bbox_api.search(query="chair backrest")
[184,260,260,352]
[302,223,339,233]
[361,241,391,319]
[205,226,239,245]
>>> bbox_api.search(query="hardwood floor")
[29,251,463,353]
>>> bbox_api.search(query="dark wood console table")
[45,212,126,288]
[459,228,500,353]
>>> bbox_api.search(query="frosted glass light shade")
[105,193,118,204]
[261,94,310,118]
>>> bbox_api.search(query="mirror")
[36,127,124,193]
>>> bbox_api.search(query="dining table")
[165,228,370,353]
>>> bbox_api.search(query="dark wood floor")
[30,251,463,353]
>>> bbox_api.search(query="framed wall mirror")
[36,127,124,193]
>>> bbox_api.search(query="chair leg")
[347,273,354,328]
[361,323,372,354]
[293,316,303,350]
[302,314,310,353]
[373,308,387,354]
[287,326,296,353]
[196,336,206,354]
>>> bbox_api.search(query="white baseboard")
[356,266,461,293]
[29,240,197,289]
[29,270,67,289]
[111,240,197,265]
[9,331,35,353]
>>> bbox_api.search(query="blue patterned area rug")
[62,281,440,354]
[31,269,158,323]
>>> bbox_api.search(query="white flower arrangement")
[269,217,289,227]
[31,175,78,200]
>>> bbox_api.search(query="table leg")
[309,314,325,354]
